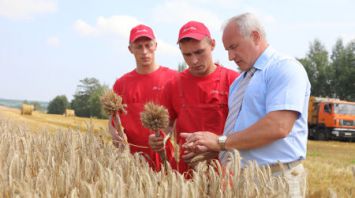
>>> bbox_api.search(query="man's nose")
[228,50,235,61]
[142,46,149,54]
[191,54,198,64]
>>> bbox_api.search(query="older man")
[182,13,310,197]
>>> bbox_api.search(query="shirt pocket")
[243,78,266,112]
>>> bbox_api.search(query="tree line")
[47,78,108,119]
[47,64,189,118]
[47,38,355,119]
[299,38,355,101]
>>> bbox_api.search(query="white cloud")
[74,15,141,39]
[46,36,60,47]
[235,6,277,25]
[0,0,57,19]
[182,0,244,9]
[152,0,222,31]
[96,16,140,38]
[262,15,277,24]
[339,33,355,44]
[285,21,355,30]
[73,15,180,57]
[73,19,97,36]
[156,39,180,56]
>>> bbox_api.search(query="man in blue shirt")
[181,13,310,197]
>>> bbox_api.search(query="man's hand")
[108,114,127,148]
[181,131,221,152]
[182,150,218,168]
[148,133,165,152]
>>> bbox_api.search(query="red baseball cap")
[129,24,155,43]
[177,21,211,43]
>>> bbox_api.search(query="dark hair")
[178,37,213,44]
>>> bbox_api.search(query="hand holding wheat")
[101,90,128,151]
[140,102,170,169]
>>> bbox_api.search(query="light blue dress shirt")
[224,46,311,166]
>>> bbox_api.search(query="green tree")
[331,39,347,99]
[32,101,44,112]
[177,62,187,72]
[300,39,333,97]
[344,40,355,100]
[332,39,355,100]
[71,77,108,118]
[47,95,69,114]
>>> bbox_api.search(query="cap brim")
[130,34,155,43]
[177,33,206,43]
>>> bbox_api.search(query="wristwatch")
[218,135,227,150]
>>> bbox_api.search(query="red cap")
[177,21,211,43]
[129,24,155,43]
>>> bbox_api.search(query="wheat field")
[0,106,354,197]
[305,141,355,197]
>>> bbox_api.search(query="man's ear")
[128,45,133,54]
[251,31,261,45]
[210,39,216,51]
[154,41,158,50]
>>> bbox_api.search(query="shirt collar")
[253,46,275,71]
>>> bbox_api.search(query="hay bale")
[21,104,34,115]
[64,109,75,117]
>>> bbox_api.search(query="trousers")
[272,163,307,198]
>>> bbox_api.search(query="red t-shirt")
[113,66,178,170]
[161,64,239,174]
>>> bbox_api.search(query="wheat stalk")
[100,90,127,115]
[100,90,128,150]
[0,113,300,197]
[140,102,169,169]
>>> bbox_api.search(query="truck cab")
[308,96,355,140]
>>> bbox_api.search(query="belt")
[267,160,302,173]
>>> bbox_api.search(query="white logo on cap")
[136,29,148,33]
[182,26,197,32]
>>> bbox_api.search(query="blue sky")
[1,0,354,102]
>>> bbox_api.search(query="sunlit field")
[0,106,109,138]
[0,106,354,197]
[305,140,355,197]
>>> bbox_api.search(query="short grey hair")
[224,12,266,39]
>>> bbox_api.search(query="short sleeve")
[160,80,177,121]
[112,79,121,95]
[266,59,309,116]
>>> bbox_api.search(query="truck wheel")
[308,128,316,140]
[315,127,328,141]
[315,132,326,140]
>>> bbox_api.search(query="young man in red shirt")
[149,21,239,175]
[109,24,177,171]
